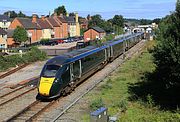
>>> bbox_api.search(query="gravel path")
[0,61,46,86]
[0,87,37,121]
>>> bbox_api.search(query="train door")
[61,65,71,87]
[71,60,81,81]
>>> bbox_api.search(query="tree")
[152,18,161,24]
[152,0,180,88]
[54,5,67,16]
[140,19,152,25]
[3,11,17,18]
[17,11,26,17]
[112,15,124,27]
[13,26,28,44]
[69,13,75,16]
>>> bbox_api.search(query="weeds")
[90,98,104,111]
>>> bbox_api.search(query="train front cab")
[37,64,71,99]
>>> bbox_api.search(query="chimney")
[60,13,63,18]
[8,11,11,18]
[41,15,45,21]
[54,12,57,17]
[66,13,69,17]
[32,14,37,23]
[75,13,78,23]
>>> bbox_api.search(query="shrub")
[90,98,105,111]
[0,47,47,71]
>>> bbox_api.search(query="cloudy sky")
[0,0,176,19]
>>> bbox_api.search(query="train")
[37,32,144,99]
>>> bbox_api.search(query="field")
[81,41,180,122]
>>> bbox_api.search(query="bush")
[0,47,47,71]
[40,38,50,45]
[90,98,105,111]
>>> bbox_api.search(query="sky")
[0,0,176,19]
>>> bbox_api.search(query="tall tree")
[13,26,28,44]
[3,11,17,18]
[152,0,180,88]
[17,11,26,17]
[139,19,152,25]
[152,18,161,24]
[54,5,67,16]
[112,15,124,27]
[69,13,75,16]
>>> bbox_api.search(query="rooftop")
[0,15,10,22]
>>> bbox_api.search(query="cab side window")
[61,66,70,83]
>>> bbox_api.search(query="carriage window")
[42,65,60,77]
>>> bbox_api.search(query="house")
[84,27,106,42]
[52,13,68,38]
[7,29,15,47]
[0,28,7,48]
[9,14,42,44]
[46,17,61,38]
[0,15,11,31]
[62,13,80,37]
[79,18,88,30]
[36,15,53,39]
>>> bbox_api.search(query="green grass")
[81,41,180,122]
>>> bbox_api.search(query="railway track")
[0,77,38,107]
[0,86,36,107]
[36,40,147,122]
[1,40,146,122]
[0,63,29,79]
[6,100,56,122]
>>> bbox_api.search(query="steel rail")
[50,40,146,122]
[0,87,36,107]
[0,63,29,79]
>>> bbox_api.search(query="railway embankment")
[59,40,180,122]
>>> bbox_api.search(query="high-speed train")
[37,32,144,99]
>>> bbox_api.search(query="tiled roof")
[17,18,40,29]
[63,16,75,23]
[0,28,7,35]
[91,27,105,33]
[57,17,67,23]
[46,18,59,27]
[37,19,52,29]
[7,29,14,38]
[0,15,10,22]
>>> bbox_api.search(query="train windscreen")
[42,65,60,77]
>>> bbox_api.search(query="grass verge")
[81,40,180,122]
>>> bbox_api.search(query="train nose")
[39,77,55,96]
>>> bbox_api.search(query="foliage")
[90,98,104,111]
[152,1,180,88]
[88,14,124,34]
[3,10,27,18]
[0,47,47,71]
[139,19,152,25]
[152,18,161,24]
[40,38,50,45]
[111,15,124,27]
[81,41,179,122]
[54,5,67,16]
[18,11,26,17]
[80,28,86,36]
[13,26,28,44]
[69,12,75,16]
[3,11,17,18]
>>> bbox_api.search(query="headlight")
[54,78,59,83]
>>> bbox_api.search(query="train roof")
[46,32,144,66]
[46,45,103,66]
